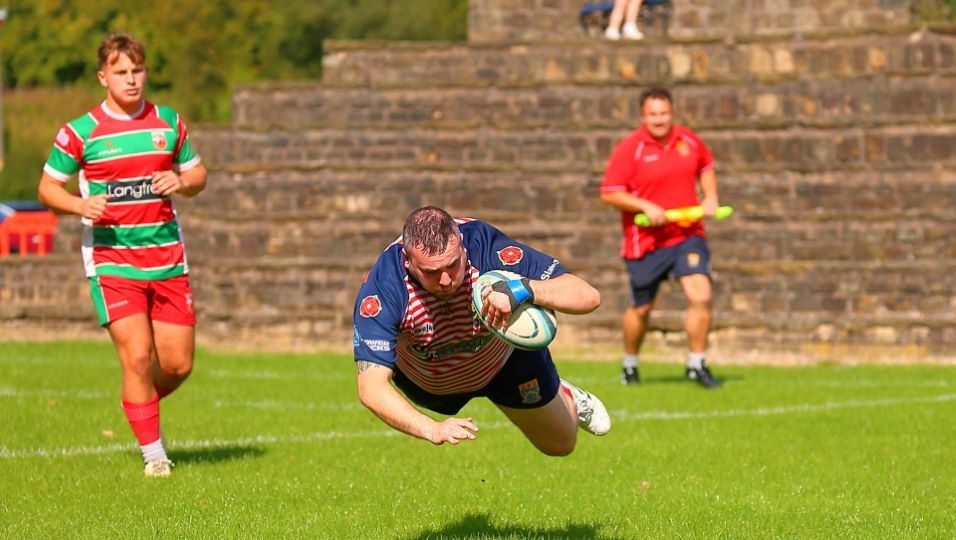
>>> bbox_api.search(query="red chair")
[0,211,59,256]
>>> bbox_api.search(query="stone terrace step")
[187,257,956,332]
[194,124,956,174]
[232,76,956,132]
[180,210,951,265]
[173,167,956,266]
[318,31,955,89]
[181,168,956,224]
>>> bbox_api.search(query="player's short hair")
[402,206,461,257]
[639,86,672,107]
[98,32,146,69]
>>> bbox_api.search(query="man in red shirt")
[599,87,721,388]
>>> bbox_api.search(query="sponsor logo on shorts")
[687,252,700,269]
[359,295,382,318]
[107,299,130,310]
[519,379,542,404]
[497,246,524,265]
[185,293,194,314]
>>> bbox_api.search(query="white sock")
[141,439,167,463]
[623,354,639,369]
[687,353,706,370]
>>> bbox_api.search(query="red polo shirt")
[600,124,715,259]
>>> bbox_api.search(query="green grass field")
[1,340,954,539]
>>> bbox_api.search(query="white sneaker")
[604,26,621,41]
[144,458,174,478]
[561,379,611,436]
[622,23,644,40]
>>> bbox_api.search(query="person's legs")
[151,321,194,396]
[108,313,172,474]
[109,313,159,404]
[673,236,720,388]
[497,393,578,456]
[679,273,712,355]
[622,0,645,39]
[486,349,610,456]
[622,253,668,384]
[150,275,197,398]
[623,302,652,356]
[605,0,628,39]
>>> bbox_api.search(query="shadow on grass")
[637,373,743,386]
[407,512,623,540]
[171,444,267,465]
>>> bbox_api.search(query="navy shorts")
[625,235,711,307]
[391,348,561,416]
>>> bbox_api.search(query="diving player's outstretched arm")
[356,361,478,445]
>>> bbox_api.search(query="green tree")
[0,0,467,199]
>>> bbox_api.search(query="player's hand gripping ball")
[472,270,557,350]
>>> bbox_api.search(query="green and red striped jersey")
[43,101,202,279]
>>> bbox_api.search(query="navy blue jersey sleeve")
[352,244,408,368]
[459,219,567,281]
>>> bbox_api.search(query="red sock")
[122,395,161,445]
[156,385,173,400]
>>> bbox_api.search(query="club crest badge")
[687,252,700,268]
[151,131,167,150]
[518,379,542,404]
[359,295,383,318]
[676,140,690,157]
[497,246,524,265]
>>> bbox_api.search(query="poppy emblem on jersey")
[151,131,167,150]
[687,252,700,268]
[518,379,542,404]
[497,246,524,265]
[676,140,690,157]
[359,295,383,318]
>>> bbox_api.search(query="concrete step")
[233,76,956,132]
[194,123,956,175]
[179,167,956,220]
[317,31,956,90]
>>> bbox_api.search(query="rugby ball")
[472,270,557,350]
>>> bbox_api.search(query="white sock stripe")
[2,393,953,460]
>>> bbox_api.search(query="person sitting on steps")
[605,0,645,41]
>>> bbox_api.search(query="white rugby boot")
[560,379,611,436]
[144,458,174,478]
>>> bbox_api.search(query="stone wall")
[468,0,915,43]
[2,1,955,362]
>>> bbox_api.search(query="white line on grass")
[0,387,112,400]
[612,392,956,422]
[2,393,954,460]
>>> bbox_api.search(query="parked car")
[0,200,58,256]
